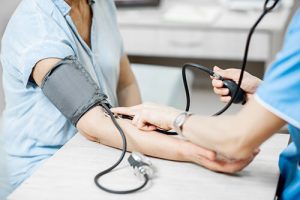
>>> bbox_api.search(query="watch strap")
[173,112,192,137]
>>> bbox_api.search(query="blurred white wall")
[0,0,299,115]
[0,0,21,114]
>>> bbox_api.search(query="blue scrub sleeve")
[255,11,300,129]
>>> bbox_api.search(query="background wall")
[296,0,300,9]
[0,0,299,114]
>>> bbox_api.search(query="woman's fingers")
[131,114,140,127]
[144,125,157,131]
[111,107,136,116]
[113,103,181,131]
[131,113,156,131]
[136,116,146,129]
[138,121,157,131]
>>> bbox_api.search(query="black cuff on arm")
[41,56,110,126]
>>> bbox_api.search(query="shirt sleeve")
[255,10,300,129]
[1,5,75,87]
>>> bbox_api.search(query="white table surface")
[8,133,289,200]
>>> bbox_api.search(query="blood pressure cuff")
[41,56,110,126]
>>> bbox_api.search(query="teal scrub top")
[255,9,300,199]
[0,0,123,195]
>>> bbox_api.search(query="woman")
[0,0,252,196]
[113,10,300,199]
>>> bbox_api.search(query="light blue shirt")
[0,0,123,194]
[0,133,10,200]
[255,10,300,199]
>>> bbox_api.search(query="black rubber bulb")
[222,80,247,104]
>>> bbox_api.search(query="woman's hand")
[212,66,262,103]
[112,102,181,131]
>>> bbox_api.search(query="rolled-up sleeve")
[1,4,75,87]
[21,39,74,87]
[255,11,300,129]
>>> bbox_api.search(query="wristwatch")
[173,112,192,137]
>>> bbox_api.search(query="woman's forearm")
[117,55,142,107]
[117,82,142,107]
[77,106,215,162]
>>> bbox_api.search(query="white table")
[8,133,289,200]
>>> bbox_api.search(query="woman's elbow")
[76,106,109,142]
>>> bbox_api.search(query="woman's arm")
[77,106,215,162]
[31,58,219,168]
[117,55,142,106]
[78,106,257,173]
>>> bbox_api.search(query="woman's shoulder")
[10,0,56,20]
[1,0,71,67]
[3,0,56,37]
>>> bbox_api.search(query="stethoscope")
[182,0,281,117]
[94,0,280,194]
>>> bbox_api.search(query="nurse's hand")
[112,102,180,132]
[178,141,258,174]
[194,149,259,174]
[112,103,259,173]
[212,66,262,103]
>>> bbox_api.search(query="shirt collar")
[52,0,71,16]
[51,0,95,16]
